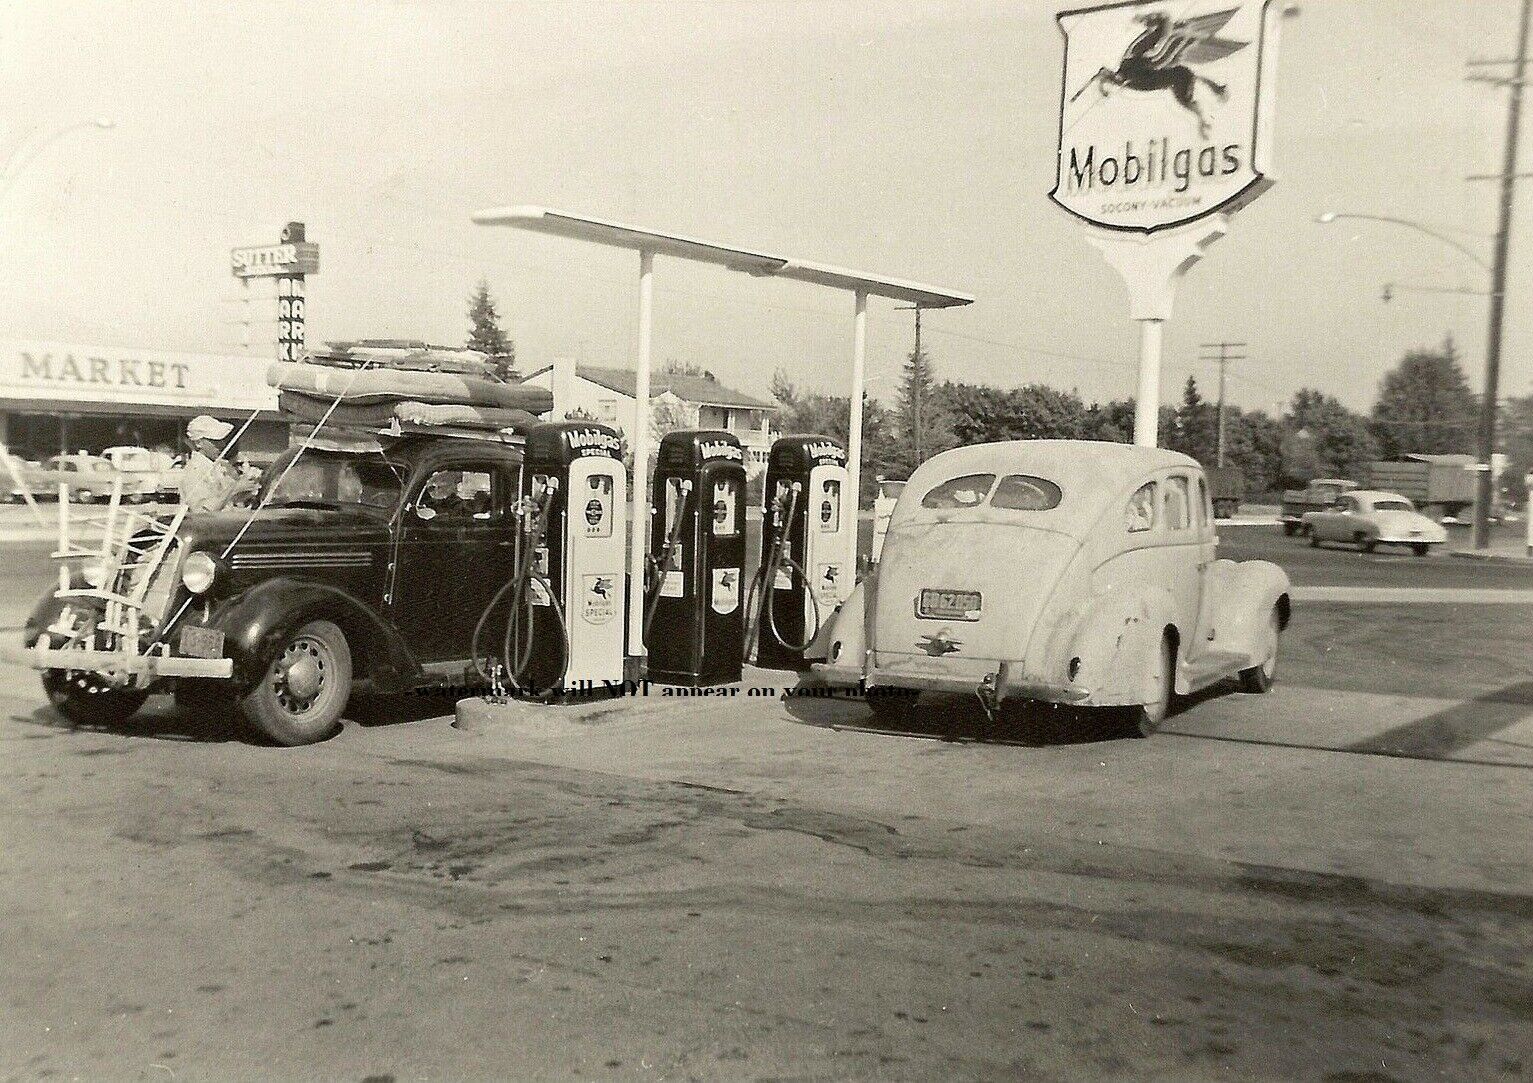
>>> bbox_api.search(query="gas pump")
[747,435,850,670]
[644,430,747,686]
[474,421,626,697]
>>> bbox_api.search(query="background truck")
[1366,454,1479,522]
[1280,478,1358,534]
[1206,465,1245,519]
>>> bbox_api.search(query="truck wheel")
[240,620,351,746]
[864,689,919,727]
[1356,533,1375,553]
[1239,607,1281,694]
[1129,634,1175,738]
[42,670,149,727]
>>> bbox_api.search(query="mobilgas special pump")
[644,430,747,686]
[473,421,626,697]
[747,435,850,670]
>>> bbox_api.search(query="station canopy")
[470,206,974,309]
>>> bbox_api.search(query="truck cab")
[21,432,529,745]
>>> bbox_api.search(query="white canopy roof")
[471,205,975,309]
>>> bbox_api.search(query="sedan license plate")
[179,626,225,660]
[918,589,981,621]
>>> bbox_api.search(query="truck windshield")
[260,453,402,511]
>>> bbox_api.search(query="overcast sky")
[0,0,1527,415]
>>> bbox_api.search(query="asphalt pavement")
[1,527,1531,1079]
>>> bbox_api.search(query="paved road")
[2,535,1531,1079]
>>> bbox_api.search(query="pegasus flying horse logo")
[1070,7,1250,138]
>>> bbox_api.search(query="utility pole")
[1467,0,1532,549]
[1199,341,1247,467]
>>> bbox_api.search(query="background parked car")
[8,454,126,504]
[102,446,181,503]
[1300,490,1448,555]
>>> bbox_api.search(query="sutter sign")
[1051,0,1279,233]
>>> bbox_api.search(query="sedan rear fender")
[1053,582,1182,702]
[811,575,869,673]
[210,579,420,691]
[1204,559,1291,664]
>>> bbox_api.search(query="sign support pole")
[627,248,655,659]
[1087,217,1229,446]
[845,289,867,596]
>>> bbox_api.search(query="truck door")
[392,461,519,663]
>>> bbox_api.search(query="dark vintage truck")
[20,432,529,745]
[1279,478,1358,535]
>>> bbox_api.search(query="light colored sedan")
[810,441,1291,736]
[1301,490,1448,555]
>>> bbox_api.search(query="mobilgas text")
[1066,137,1244,197]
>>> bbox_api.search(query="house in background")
[521,359,778,472]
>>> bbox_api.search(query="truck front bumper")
[8,643,233,679]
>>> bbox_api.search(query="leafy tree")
[1370,337,1479,458]
[663,359,717,381]
[1283,388,1378,485]
[1501,393,1533,506]
[465,279,515,381]
[934,381,1089,444]
[768,368,898,506]
[1082,399,1136,443]
[1220,407,1285,496]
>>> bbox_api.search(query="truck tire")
[239,619,352,746]
[42,670,149,727]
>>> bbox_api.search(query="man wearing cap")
[181,416,257,513]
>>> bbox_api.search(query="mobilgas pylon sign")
[1051,0,1279,234]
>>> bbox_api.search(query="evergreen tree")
[896,344,954,469]
[465,279,515,381]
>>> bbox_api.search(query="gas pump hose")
[642,495,691,643]
[744,484,822,657]
[470,490,571,698]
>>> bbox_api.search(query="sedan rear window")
[1372,499,1414,512]
[921,474,996,509]
[991,474,1063,511]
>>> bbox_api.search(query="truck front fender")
[210,579,421,691]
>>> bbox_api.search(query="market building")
[0,339,284,464]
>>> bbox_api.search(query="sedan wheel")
[1128,635,1175,738]
[1239,607,1281,693]
[239,619,351,746]
[1412,543,1430,557]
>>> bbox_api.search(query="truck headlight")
[182,552,218,594]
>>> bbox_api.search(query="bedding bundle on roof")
[266,342,552,438]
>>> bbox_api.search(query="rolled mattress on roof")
[266,361,552,413]
[277,391,537,432]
